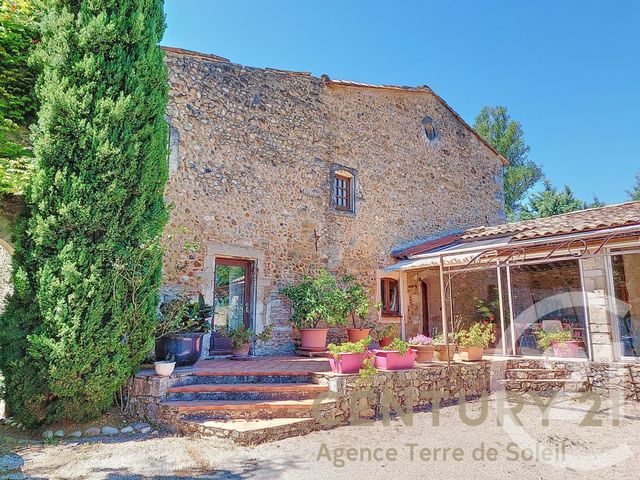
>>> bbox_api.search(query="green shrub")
[375,323,398,340]
[382,338,412,355]
[156,294,214,339]
[341,275,378,328]
[279,270,348,329]
[534,329,573,351]
[327,336,371,358]
[0,0,169,427]
[217,324,274,349]
[456,323,496,348]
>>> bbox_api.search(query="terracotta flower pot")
[378,336,393,348]
[328,352,366,374]
[434,343,457,361]
[459,346,484,361]
[373,349,416,370]
[551,340,581,358]
[412,344,435,362]
[299,328,329,351]
[347,328,371,343]
[232,343,251,359]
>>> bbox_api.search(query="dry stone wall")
[162,48,505,353]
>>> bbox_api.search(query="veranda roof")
[386,201,640,272]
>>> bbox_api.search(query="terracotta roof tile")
[462,201,640,241]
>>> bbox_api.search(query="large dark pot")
[155,333,204,367]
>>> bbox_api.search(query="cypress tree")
[0,0,168,426]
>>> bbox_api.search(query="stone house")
[160,47,507,355]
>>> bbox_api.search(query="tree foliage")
[0,0,40,196]
[628,173,640,201]
[474,106,543,219]
[520,180,603,220]
[0,0,169,426]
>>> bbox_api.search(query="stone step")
[176,416,321,445]
[500,378,588,394]
[505,368,570,380]
[166,382,329,401]
[175,370,315,386]
[506,359,546,370]
[160,398,337,420]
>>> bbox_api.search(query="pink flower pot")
[347,328,371,343]
[299,328,329,351]
[551,340,581,358]
[373,349,416,370]
[328,352,366,374]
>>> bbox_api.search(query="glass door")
[610,252,640,359]
[213,258,252,330]
[210,258,252,355]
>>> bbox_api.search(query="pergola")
[386,224,640,362]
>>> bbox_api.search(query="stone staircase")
[500,360,589,395]
[158,370,340,444]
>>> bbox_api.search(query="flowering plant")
[408,334,433,346]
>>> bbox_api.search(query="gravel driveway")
[16,393,640,479]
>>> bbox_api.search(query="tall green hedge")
[0,0,40,197]
[0,0,169,426]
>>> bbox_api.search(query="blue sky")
[163,0,640,204]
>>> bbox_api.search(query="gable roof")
[161,46,509,166]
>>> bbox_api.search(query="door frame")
[605,248,640,362]
[420,280,430,335]
[213,257,253,329]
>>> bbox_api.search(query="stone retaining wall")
[127,359,640,434]
[505,359,640,400]
[320,362,498,421]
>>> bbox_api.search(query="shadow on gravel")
[25,455,305,480]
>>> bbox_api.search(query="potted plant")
[341,275,379,342]
[374,338,416,370]
[280,270,348,351]
[408,334,435,362]
[375,323,398,348]
[326,336,371,374]
[456,323,495,361]
[433,331,457,361]
[218,324,274,359]
[154,355,176,376]
[535,329,580,358]
[475,295,500,343]
[155,294,213,367]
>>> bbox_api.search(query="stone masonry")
[161,47,506,353]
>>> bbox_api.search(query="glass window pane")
[612,253,640,357]
[214,264,246,330]
[509,260,587,358]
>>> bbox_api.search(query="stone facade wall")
[161,48,505,353]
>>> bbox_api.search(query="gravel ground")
[16,394,640,479]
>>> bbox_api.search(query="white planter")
[154,361,176,377]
